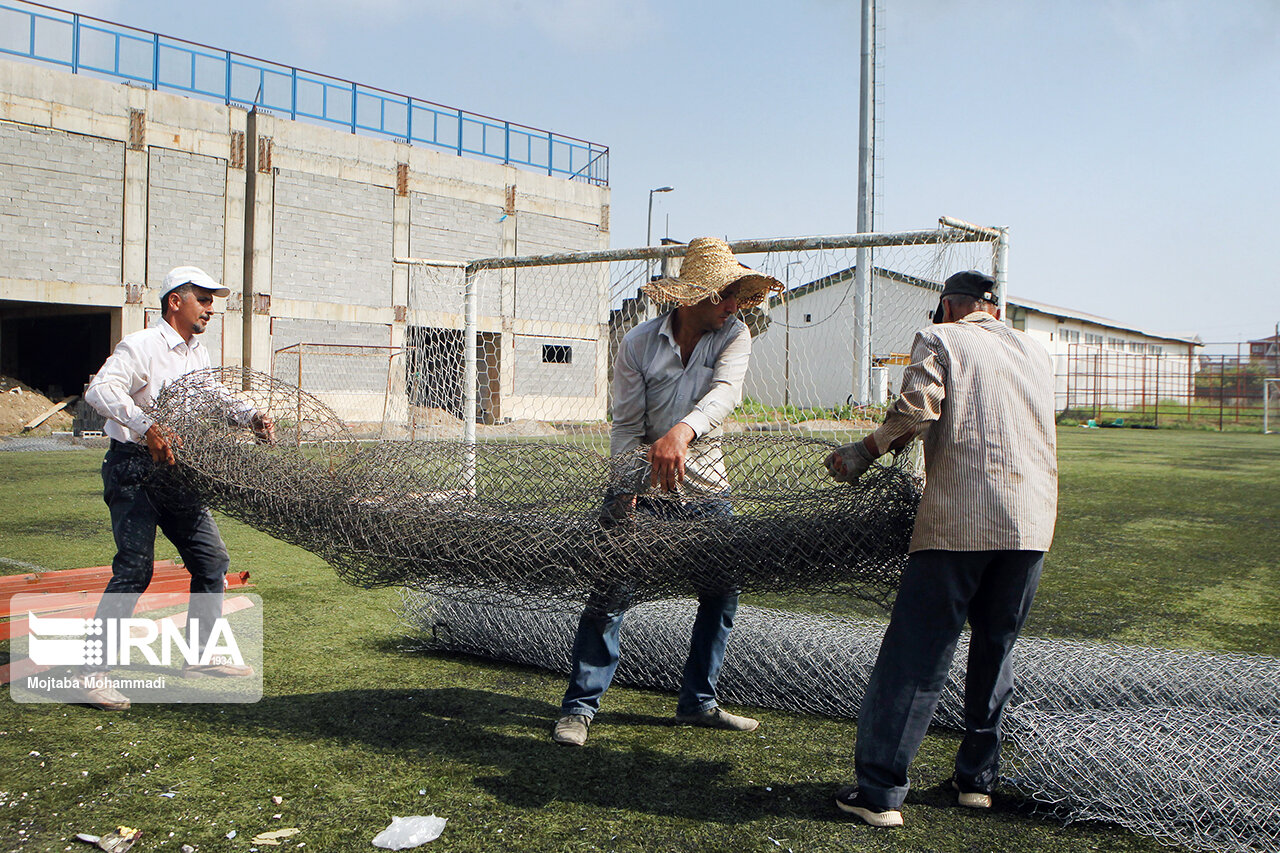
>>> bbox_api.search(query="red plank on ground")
[1,565,253,641]
[0,560,185,594]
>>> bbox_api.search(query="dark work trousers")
[85,440,230,674]
[854,548,1045,808]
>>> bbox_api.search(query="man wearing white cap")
[73,267,274,711]
[551,237,782,746]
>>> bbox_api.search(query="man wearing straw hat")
[822,270,1057,826]
[551,237,783,747]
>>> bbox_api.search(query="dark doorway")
[405,326,501,424]
[0,306,113,400]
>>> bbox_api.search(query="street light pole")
[647,186,673,249]
[646,186,674,291]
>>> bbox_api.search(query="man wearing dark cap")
[822,270,1057,827]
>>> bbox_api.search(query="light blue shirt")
[610,310,752,497]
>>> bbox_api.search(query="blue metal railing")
[0,0,609,185]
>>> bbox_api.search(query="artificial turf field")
[1,427,1276,852]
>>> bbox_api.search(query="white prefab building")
[1007,298,1201,412]
[744,266,942,409]
[743,267,1201,413]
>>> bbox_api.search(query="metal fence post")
[152,32,160,89]
[71,14,80,74]
[463,264,478,497]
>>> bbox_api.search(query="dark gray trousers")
[85,441,229,674]
[854,548,1044,808]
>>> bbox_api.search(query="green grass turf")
[1,428,1276,852]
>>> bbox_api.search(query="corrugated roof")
[1009,296,1201,346]
[768,265,1200,347]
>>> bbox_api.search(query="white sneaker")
[952,779,992,809]
[552,714,590,746]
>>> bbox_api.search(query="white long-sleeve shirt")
[610,311,751,497]
[86,321,247,444]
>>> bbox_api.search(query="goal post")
[386,217,1003,454]
[1266,378,1280,434]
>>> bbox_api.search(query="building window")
[1107,337,1125,350]
[1128,341,1146,353]
[1149,344,1163,355]
[542,344,572,364]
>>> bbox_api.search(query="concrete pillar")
[121,91,149,337]
[242,109,275,375]
[390,155,411,351]
[222,107,248,367]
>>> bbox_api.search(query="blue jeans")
[561,494,736,719]
[85,442,230,674]
[854,549,1044,808]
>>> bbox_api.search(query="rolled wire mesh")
[405,594,1280,853]
[149,368,921,612]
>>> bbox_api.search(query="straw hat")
[642,237,783,309]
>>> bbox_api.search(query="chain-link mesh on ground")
[139,225,1280,851]
[405,594,1280,853]
[150,367,921,611]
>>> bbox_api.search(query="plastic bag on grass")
[371,815,447,849]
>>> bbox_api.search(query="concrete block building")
[0,30,610,429]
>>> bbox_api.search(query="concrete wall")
[0,58,610,424]
[0,120,124,287]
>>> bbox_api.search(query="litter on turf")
[371,815,447,849]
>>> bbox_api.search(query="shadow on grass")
[180,686,849,824]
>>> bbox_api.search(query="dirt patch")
[0,376,75,436]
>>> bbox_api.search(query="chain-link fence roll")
[406,594,1280,853]
[1003,705,1280,853]
[149,368,920,612]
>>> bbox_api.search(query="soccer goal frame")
[1265,378,1280,434]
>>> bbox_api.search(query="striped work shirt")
[870,311,1058,553]
[611,311,752,498]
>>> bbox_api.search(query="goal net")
[383,219,1002,450]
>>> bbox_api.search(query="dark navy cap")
[933,270,997,323]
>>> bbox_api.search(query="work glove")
[824,439,876,484]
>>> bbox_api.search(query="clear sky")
[50,0,1280,344]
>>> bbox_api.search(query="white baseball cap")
[161,266,230,299]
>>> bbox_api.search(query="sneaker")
[951,778,992,809]
[70,674,131,711]
[182,662,255,678]
[674,707,759,732]
[552,714,591,746]
[834,785,903,827]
